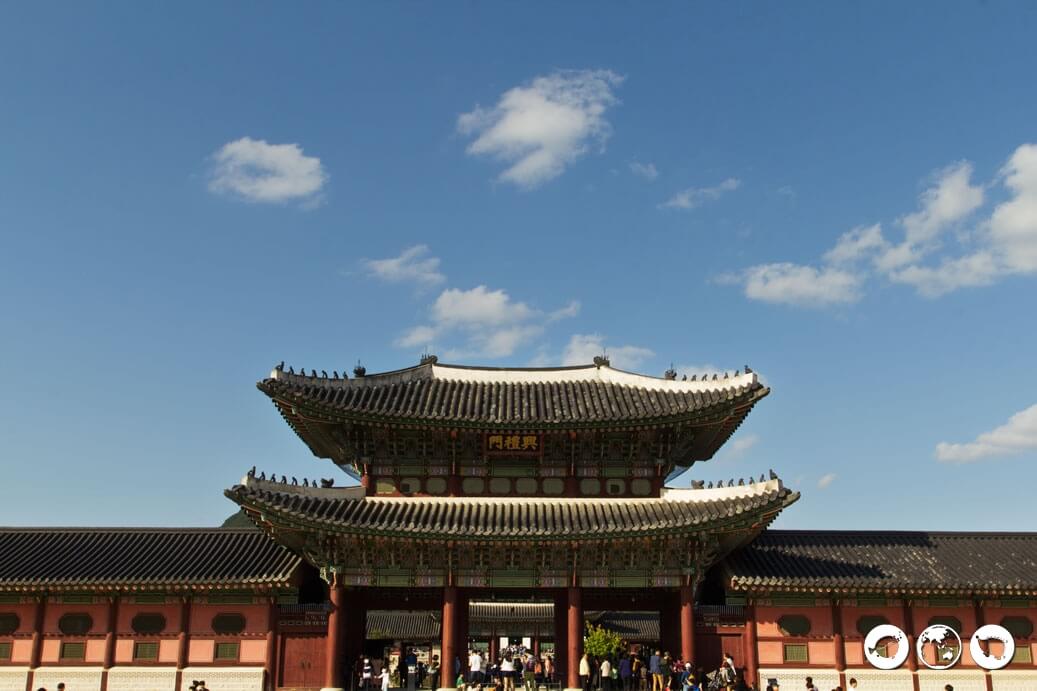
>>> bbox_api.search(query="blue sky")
[2,2,1037,529]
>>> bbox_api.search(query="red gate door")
[280,633,327,689]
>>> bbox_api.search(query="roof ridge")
[0,526,259,533]
[762,529,1037,537]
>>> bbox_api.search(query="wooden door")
[280,633,327,688]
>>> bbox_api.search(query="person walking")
[523,653,536,691]
[619,653,632,691]
[649,650,663,691]
[501,654,516,691]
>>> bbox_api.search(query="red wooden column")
[100,595,120,691]
[325,576,346,691]
[679,585,695,665]
[489,631,499,663]
[266,598,279,691]
[26,594,46,691]
[567,586,583,690]
[830,599,846,691]
[743,602,758,688]
[902,600,920,691]
[554,591,569,686]
[974,599,994,691]
[441,586,458,690]
[175,595,192,691]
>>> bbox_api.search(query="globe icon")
[916,624,963,670]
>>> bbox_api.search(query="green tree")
[584,622,624,658]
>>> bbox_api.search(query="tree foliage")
[584,622,624,657]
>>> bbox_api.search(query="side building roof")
[720,529,1037,597]
[0,527,304,592]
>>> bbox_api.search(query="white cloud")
[395,325,437,349]
[935,403,1037,463]
[397,286,578,359]
[725,143,1037,304]
[431,286,536,328]
[823,224,887,265]
[548,300,581,322]
[457,69,623,188]
[887,250,1001,297]
[875,162,984,272]
[989,143,1037,273]
[363,245,445,286]
[629,161,659,181]
[905,164,983,241]
[209,137,326,205]
[817,473,837,489]
[738,263,862,307]
[561,334,654,369]
[716,433,759,462]
[660,178,741,210]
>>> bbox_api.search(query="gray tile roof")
[0,527,303,591]
[721,530,1037,596]
[258,361,767,429]
[226,477,798,541]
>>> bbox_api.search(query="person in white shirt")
[500,654,516,691]
[579,653,592,691]
[600,657,613,691]
[469,650,484,686]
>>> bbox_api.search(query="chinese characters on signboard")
[485,433,541,455]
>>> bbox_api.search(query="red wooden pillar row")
[567,586,583,690]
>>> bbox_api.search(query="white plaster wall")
[917,670,987,691]
[839,669,914,691]
[757,667,840,691]
[178,666,265,691]
[0,668,28,691]
[992,670,1037,691]
[33,666,103,691]
[107,666,177,691]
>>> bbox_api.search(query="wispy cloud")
[719,263,862,308]
[723,143,1037,305]
[560,333,654,369]
[716,433,760,462]
[660,178,740,210]
[629,161,659,181]
[362,245,445,287]
[817,473,837,489]
[935,403,1037,463]
[396,286,580,359]
[457,69,623,188]
[209,137,326,206]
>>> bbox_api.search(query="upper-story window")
[211,613,246,635]
[131,613,167,634]
[58,613,93,635]
[0,613,19,635]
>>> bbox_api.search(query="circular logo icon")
[971,624,1016,671]
[916,624,963,670]
[864,624,910,670]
